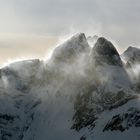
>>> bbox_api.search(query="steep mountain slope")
[122,46,140,87]
[51,33,90,63]
[122,46,140,63]
[91,37,132,93]
[0,33,140,140]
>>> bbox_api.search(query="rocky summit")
[92,37,122,66]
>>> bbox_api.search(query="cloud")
[0,0,140,64]
[0,0,140,38]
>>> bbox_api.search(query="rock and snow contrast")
[0,33,140,140]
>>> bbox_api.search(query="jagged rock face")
[122,46,140,64]
[47,33,94,88]
[103,107,140,132]
[92,37,122,66]
[71,84,137,132]
[51,33,91,64]
[90,37,132,93]
[122,47,140,87]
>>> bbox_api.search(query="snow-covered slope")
[0,33,140,140]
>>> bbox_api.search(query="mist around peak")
[0,33,140,140]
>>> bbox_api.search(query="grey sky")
[0,0,140,65]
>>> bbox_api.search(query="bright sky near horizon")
[0,0,140,66]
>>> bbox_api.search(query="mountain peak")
[94,37,119,56]
[0,33,140,140]
[91,37,122,66]
[72,32,86,41]
[51,33,90,63]
[122,46,140,63]
[127,46,140,51]
[97,37,106,44]
[124,46,140,56]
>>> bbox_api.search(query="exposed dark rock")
[103,107,140,132]
[80,135,86,140]
[122,46,140,63]
[92,37,122,66]
[71,85,98,131]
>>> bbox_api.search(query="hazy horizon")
[0,0,140,66]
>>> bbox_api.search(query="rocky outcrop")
[92,37,122,66]
[103,107,140,132]
[51,33,90,64]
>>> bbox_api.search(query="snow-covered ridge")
[0,33,140,140]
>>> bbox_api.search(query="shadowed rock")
[92,37,122,66]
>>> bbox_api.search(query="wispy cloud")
[0,0,140,64]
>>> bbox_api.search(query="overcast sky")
[0,0,140,65]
